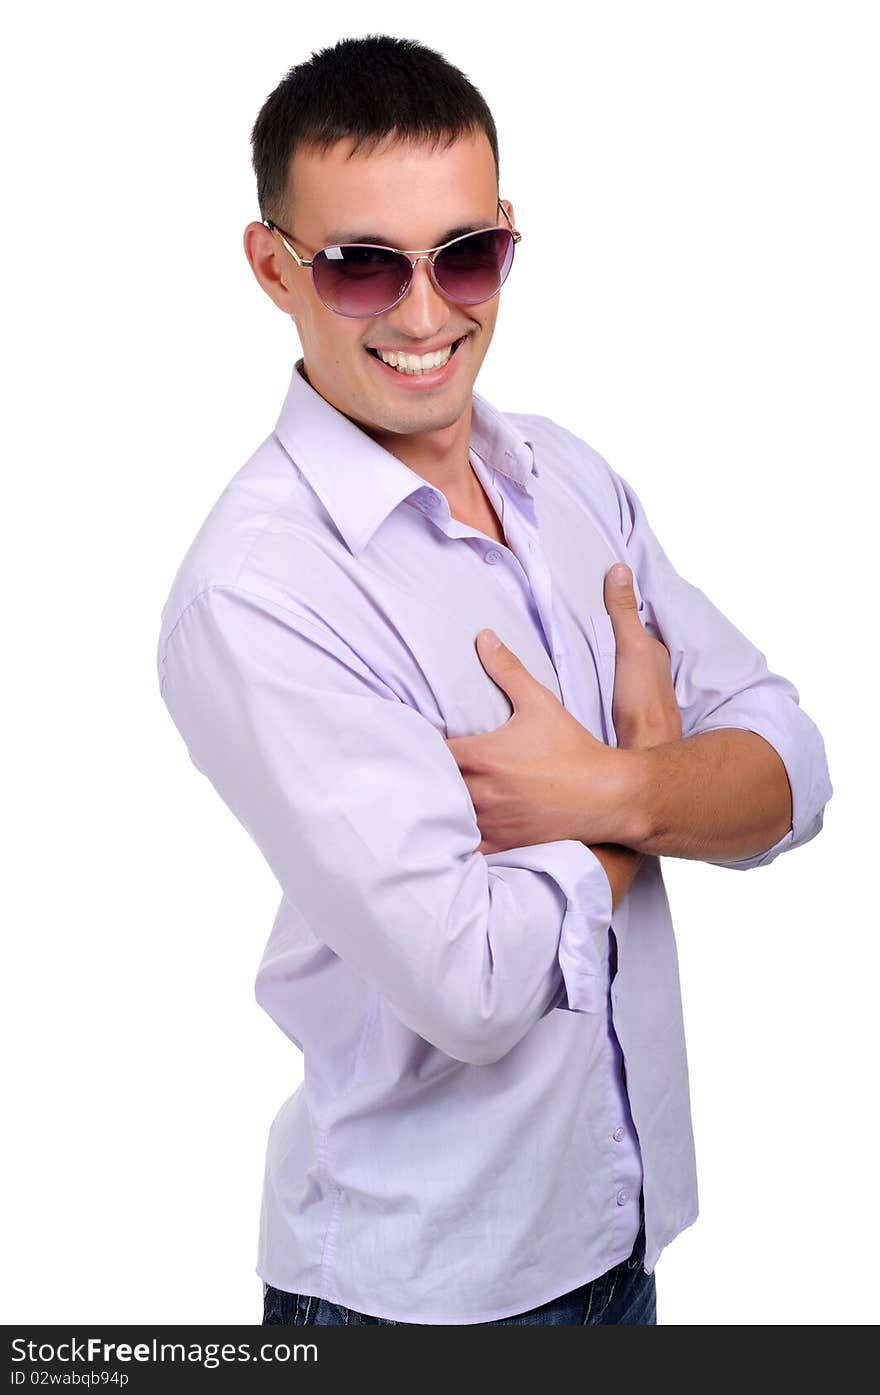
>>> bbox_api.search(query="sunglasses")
[264,199,522,318]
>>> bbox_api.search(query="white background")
[3,1,876,1325]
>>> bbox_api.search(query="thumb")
[474,629,535,708]
[603,563,642,641]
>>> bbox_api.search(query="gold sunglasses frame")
[263,199,521,314]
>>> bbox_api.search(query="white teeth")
[375,341,456,374]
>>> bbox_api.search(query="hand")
[443,563,683,858]
[444,631,620,855]
[605,563,682,751]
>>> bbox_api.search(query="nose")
[384,254,451,341]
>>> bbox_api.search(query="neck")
[361,400,477,503]
[298,356,484,512]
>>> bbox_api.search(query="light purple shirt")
[156,359,832,1324]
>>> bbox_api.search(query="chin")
[387,395,470,434]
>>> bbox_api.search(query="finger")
[603,563,643,644]
[473,629,539,709]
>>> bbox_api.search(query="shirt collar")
[273,358,539,557]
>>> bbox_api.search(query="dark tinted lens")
[312,244,412,317]
[433,228,515,304]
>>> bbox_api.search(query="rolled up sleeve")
[600,464,833,870]
[158,585,612,1066]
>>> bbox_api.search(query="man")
[156,35,832,1327]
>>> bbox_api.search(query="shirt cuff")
[491,840,613,1013]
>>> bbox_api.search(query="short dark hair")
[249,34,500,231]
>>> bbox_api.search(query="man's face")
[258,129,512,439]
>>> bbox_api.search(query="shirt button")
[616,1189,630,1206]
[485,549,503,565]
[612,1126,625,1142]
[422,492,441,510]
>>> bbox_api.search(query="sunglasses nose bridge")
[398,249,446,303]
[406,250,436,283]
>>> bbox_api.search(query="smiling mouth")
[365,335,467,372]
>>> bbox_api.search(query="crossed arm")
[619,727,793,858]
[445,617,795,912]
[159,488,830,1057]
[444,461,832,912]
[591,727,793,910]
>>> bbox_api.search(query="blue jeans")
[262,1191,656,1326]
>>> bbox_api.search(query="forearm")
[618,728,793,860]
[588,842,644,911]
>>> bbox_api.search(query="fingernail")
[479,628,501,651]
[610,564,630,585]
